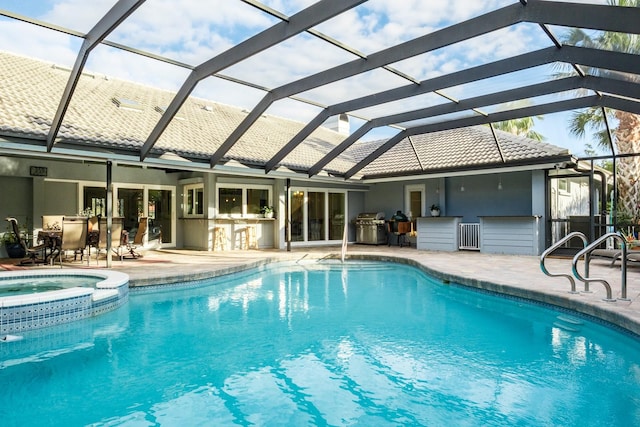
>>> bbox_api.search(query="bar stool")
[244,225,257,250]
[213,226,227,251]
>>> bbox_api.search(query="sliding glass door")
[81,183,174,246]
[148,189,172,243]
[289,188,346,244]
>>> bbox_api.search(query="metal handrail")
[540,231,589,294]
[572,232,627,301]
[340,222,348,263]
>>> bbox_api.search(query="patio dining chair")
[124,217,147,259]
[96,217,124,264]
[5,217,47,265]
[58,216,88,265]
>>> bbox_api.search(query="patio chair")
[124,217,147,259]
[96,217,124,264]
[607,249,640,267]
[58,216,88,265]
[5,217,47,265]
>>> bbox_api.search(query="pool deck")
[2,245,640,336]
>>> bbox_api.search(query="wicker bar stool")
[244,225,257,250]
[213,226,227,251]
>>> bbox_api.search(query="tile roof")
[0,51,571,180]
[347,126,570,178]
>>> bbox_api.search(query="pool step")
[553,315,584,332]
[556,315,584,325]
[553,321,580,332]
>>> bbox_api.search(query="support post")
[106,160,113,268]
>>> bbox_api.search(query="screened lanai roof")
[0,0,638,182]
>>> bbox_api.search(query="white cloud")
[0,20,77,65]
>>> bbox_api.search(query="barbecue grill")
[355,212,387,245]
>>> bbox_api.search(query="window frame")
[183,183,205,218]
[215,183,272,218]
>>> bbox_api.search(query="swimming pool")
[1,261,639,425]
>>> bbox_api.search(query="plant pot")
[430,210,440,217]
[5,243,26,258]
[265,212,274,219]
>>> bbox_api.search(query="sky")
[0,0,614,157]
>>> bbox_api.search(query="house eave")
[358,155,576,183]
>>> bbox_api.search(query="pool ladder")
[540,231,628,302]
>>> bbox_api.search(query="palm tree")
[493,117,545,141]
[557,0,640,221]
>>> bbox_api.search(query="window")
[83,186,106,217]
[219,188,243,215]
[184,184,204,217]
[247,188,269,215]
[558,178,569,194]
[217,184,272,217]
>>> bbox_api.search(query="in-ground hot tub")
[0,269,129,335]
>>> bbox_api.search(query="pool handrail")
[540,231,588,294]
[572,232,627,302]
[340,222,347,263]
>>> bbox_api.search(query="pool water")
[1,262,640,426]
[0,276,99,296]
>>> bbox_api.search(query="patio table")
[37,230,62,264]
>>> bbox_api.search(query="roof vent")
[202,105,214,112]
[323,113,350,135]
[113,97,143,111]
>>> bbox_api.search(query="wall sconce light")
[498,177,503,191]
[460,180,465,192]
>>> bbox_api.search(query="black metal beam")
[273,46,640,175]
[45,0,145,151]
[345,93,640,179]
[524,1,640,35]
[139,0,366,161]
[219,2,640,171]
[212,3,530,168]
[308,74,639,177]
[307,122,375,177]
[344,96,605,179]
[308,77,582,177]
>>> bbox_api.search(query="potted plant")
[430,204,441,217]
[261,206,275,218]
[2,228,25,258]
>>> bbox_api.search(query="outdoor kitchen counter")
[416,216,463,251]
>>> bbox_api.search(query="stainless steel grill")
[355,212,387,245]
